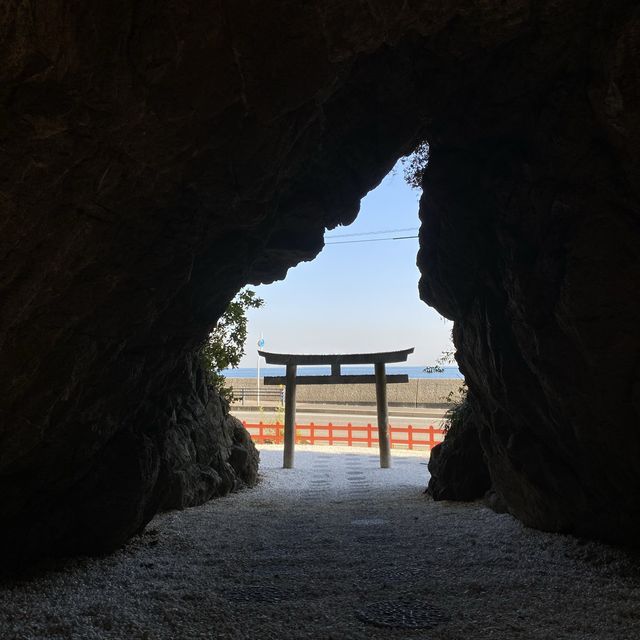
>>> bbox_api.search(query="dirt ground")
[1,445,640,640]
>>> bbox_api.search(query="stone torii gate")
[258,348,414,469]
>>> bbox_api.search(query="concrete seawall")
[228,377,464,407]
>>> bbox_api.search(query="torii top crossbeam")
[258,347,414,366]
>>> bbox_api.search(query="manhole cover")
[356,599,449,630]
[222,585,293,604]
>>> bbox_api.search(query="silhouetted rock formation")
[417,5,640,540]
[1,1,638,559]
[427,397,491,501]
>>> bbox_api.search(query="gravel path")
[2,445,640,640]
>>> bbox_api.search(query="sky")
[239,160,453,368]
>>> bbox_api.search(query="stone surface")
[418,5,640,541]
[0,1,639,558]
[427,397,491,501]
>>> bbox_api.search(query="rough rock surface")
[0,1,639,558]
[418,4,640,542]
[427,397,491,501]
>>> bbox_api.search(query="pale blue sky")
[239,160,453,367]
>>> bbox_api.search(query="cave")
[1,1,639,570]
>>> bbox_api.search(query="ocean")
[221,365,463,379]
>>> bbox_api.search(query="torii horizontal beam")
[263,374,409,385]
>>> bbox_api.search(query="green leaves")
[401,141,430,190]
[201,289,264,400]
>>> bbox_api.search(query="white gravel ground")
[1,444,640,640]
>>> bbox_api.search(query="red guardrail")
[241,421,445,450]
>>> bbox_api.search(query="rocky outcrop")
[418,5,640,541]
[1,1,639,558]
[1,352,259,558]
[427,397,490,502]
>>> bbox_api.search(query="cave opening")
[234,156,453,385]
[226,158,460,470]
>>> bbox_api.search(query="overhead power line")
[325,235,419,245]
[324,226,419,240]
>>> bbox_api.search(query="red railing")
[242,421,445,450]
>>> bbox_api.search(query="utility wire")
[325,235,419,245]
[324,226,419,239]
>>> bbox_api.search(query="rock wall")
[1,350,259,559]
[427,396,491,502]
[1,1,638,558]
[418,5,640,541]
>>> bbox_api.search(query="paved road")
[231,407,448,427]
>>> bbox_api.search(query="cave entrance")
[234,158,457,373]
[228,160,461,472]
